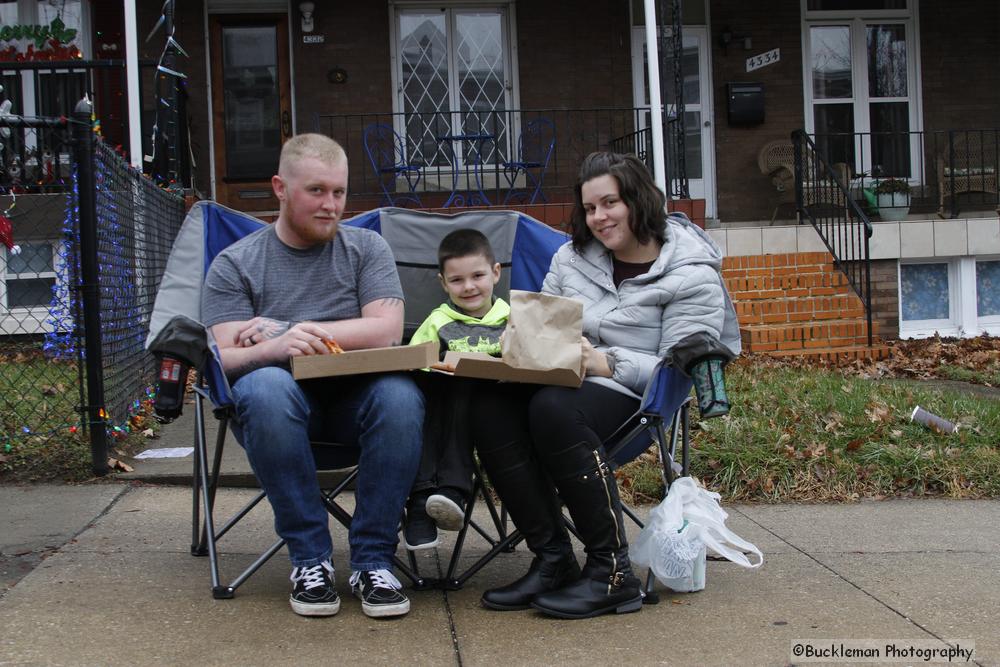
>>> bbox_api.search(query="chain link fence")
[1,112,184,475]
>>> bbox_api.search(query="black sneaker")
[349,569,410,618]
[289,560,340,617]
[404,492,439,550]
[425,487,466,531]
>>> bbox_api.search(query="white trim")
[642,0,666,192]
[124,0,142,169]
[1,240,61,335]
[898,256,1000,339]
[204,2,216,201]
[801,1,924,184]
[389,2,519,174]
[897,259,959,338]
[972,256,1000,334]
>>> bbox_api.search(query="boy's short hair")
[437,228,497,272]
[278,133,346,177]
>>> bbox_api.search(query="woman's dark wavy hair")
[569,151,667,252]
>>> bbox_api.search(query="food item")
[430,361,456,373]
[322,338,344,354]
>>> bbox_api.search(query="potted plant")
[873,177,911,221]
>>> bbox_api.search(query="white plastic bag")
[632,477,763,592]
[631,480,707,592]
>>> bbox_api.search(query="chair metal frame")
[363,123,424,208]
[406,365,694,605]
[190,377,425,599]
[502,118,556,205]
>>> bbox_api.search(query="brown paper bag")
[501,289,583,378]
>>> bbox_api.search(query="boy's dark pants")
[412,372,476,498]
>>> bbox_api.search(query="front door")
[632,26,716,218]
[209,15,292,210]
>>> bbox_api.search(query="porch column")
[124,0,143,169]
[643,0,667,193]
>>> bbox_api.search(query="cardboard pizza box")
[291,341,437,380]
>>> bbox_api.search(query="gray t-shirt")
[201,224,403,328]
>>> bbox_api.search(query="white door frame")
[630,26,716,218]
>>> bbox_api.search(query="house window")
[977,260,1000,318]
[1,1,90,117]
[899,258,1000,339]
[393,5,516,169]
[900,262,951,323]
[2,241,56,308]
[803,1,920,182]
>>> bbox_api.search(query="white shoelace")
[292,561,333,591]
[350,568,402,590]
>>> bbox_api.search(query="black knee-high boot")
[477,440,581,610]
[531,445,642,619]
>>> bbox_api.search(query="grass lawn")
[1,343,155,482]
[619,359,1000,503]
[4,339,999,497]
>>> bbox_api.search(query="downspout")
[642,0,666,193]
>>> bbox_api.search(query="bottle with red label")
[153,355,189,422]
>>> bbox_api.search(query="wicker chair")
[758,139,849,221]
[937,134,999,217]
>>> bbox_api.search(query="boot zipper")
[593,450,623,594]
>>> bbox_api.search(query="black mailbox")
[727,82,765,126]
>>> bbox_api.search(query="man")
[201,133,423,618]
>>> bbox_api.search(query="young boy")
[404,229,508,550]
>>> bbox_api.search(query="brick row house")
[2,0,998,354]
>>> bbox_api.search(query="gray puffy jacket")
[541,213,741,397]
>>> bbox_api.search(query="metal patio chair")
[363,123,424,208]
[502,118,555,205]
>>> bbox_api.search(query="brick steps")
[724,251,890,361]
[762,344,892,362]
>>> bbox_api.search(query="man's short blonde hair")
[278,133,346,177]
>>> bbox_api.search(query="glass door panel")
[398,11,450,167]
[807,20,917,181]
[455,10,507,165]
[866,24,910,177]
[811,26,852,98]
[221,26,281,180]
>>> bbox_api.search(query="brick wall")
[709,1,804,222]
[919,0,1000,131]
[290,5,393,130]
[870,259,900,340]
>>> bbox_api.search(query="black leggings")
[471,381,639,479]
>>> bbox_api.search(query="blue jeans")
[230,367,423,571]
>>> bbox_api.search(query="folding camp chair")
[343,209,703,602]
[425,359,694,603]
[145,201,425,599]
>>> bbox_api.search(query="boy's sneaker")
[289,560,340,617]
[404,495,439,550]
[426,487,466,531]
[350,569,410,618]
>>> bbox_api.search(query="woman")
[471,151,740,619]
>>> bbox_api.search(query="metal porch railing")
[315,107,669,207]
[792,129,874,347]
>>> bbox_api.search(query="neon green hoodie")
[409,298,510,361]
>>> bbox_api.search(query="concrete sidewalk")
[1,412,997,666]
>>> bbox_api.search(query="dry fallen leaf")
[107,458,134,473]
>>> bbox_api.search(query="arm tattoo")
[256,318,291,340]
[375,297,404,308]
